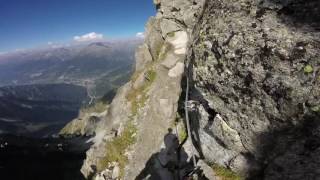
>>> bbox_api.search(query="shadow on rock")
[135,128,196,180]
[260,0,320,31]
[247,113,320,180]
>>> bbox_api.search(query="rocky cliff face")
[74,0,207,179]
[188,0,320,179]
[64,0,320,179]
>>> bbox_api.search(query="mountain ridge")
[0,40,141,98]
[62,0,320,179]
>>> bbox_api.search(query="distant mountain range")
[0,39,142,98]
[0,39,142,136]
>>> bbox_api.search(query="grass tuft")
[155,42,164,60]
[126,69,156,115]
[311,105,320,112]
[211,164,243,180]
[158,43,173,61]
[97,121,137,177]
[167,31,175,38]
[178,127,187,142]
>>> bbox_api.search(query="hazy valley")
[0,39,140,180]
[0,39,140,137]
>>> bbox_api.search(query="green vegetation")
[60,100,109,135]
[311,105,320,112]
[98,121,137,177]
[158,42,173,61]
[154,34,176,62]
[155,42,164,60]
[304,65,314,73]
[172,114,187,142]
[167,31,175,38]
[178,127,187,142]
[130,61,154,82]
[126,69,157,115]
[59,119,84,135]
[145,70,157,82]
[211,164,243,180]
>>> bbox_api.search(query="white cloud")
[15,48,26,52]
[74,32,104,42]
[47,41,63,48]
[52,44,63,48]
[136,32,145,38]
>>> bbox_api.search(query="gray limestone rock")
[135,44,153,72]
[62,0,320,179]
[187,0,320,178]
[160,19,182,37]
[144,17,164,61]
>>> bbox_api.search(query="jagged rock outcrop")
[60,110,107,137]
[75,0,207,179]
[62,0,320,179]
[187,0,320,179]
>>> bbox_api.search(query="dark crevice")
[276,0,320,31]
[211,40,222,60]
[222,31,236,46]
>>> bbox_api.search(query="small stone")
[204,41,212,48]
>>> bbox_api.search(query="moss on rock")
[311,105,320,112]
[304,65,314,73]
[126,69,157,115]
[211,164,243,180]
[97,121,137,177]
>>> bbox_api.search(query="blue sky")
[0,0,155,52]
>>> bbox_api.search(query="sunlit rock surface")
[64,0,320,179]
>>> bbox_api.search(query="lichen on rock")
[187,0,320,178]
